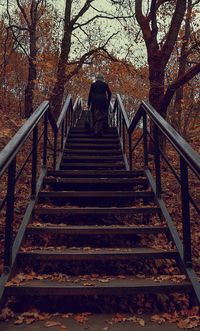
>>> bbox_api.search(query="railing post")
[129,133,132,171]
[53,132,57,170]
[31,125,38,198]
[180,157,192,268]
[65,111,68,136]
[122,119,126,153]
[70,103,73,127]
[119,111,122,138]
[153,124,161,197]
[61,121,65,151]
[117,103,119,131]
[113,103,117,128]
[143,111,148,168]
[43,111,48,168]
[4,157,16,271]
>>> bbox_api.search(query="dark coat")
[88,80,111,112]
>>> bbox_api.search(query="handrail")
[47,95,82,134]
[116,94,130,129]
[0,101,49,178]
[57,95,72,130]
[116,94,200,179]
[140,101,200,179]
[111,94,200,303]
[128,105,143,134]
[0,94,79,279]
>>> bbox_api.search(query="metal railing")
[0,95,82,274]
[112,94,200,302]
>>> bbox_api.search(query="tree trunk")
[148,63,165,112]
[49,0,72,120]
[148,58,165,153]
[24,25,37,117]
[173,0,192,132]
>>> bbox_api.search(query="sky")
[49,0,146,64]
[0,0,142,63]
[1,1,199,67]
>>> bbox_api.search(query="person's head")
[96,73,104,81]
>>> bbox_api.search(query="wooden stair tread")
[39,191,154,198]
[36,206,159,215]
[68,134,118,139]
[47,170,145,177]
[1,314,193,331]
[66,144,121,149]
[69,129,117,133]
[67,138,120,143]
[62,155,123,161]
[18,247,178,260]
[27,224,168,235]
[64,149,122,155]
[44,178,148,185]
[6,276,191,295]
[60,163,125,169]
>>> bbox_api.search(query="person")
[87,73,112,136]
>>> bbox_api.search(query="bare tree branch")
[160,62,200,113]
[150,0,158,39]
[71,0,95,26]
[6,0,30,58]
[135,0,152,45]
[161,0,186,65]
[16,0,31,29]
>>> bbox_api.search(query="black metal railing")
[49,95,82,169]
[112,94,200,302]
[0,95,82,274]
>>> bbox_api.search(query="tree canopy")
[0,0,199,133]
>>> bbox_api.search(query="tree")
[7,0,47,117]
[167,0,200,134]
[134,0,200,117]
[49,0,130,119]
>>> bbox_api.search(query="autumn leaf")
[74,312,91,324]
[83,282,95,286]
[61,313,72,319]
[177,318,196,329]
[14,318,24,325]
[150,314,165,325]
[111,314,125,323]
[59,325,70,330]
[0,307,15,321]
[45,320,62,327]
[25,318,35,325]
[137,318,145,327]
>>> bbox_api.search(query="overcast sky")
[3,1,200,66]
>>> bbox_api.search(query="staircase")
[5,118,192,311]
[0,97,199,330]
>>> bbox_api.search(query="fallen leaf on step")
[83,282,95,286]
[61,313,73,319]
[25,318,35,325]
[59,324,70,330]
[150,314,165,324]
[45,320,62,327]
[0,307,15,321]
[14,318,24,325]
[177,318,198,329]
[138,318,145,327]
[74,312,91,324]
